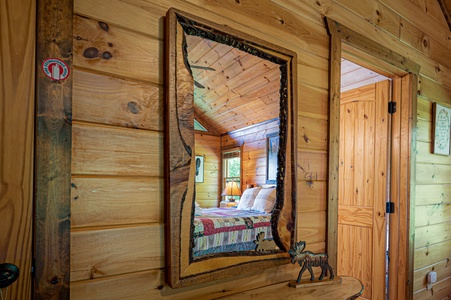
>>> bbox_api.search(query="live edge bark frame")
[165,8,297,288]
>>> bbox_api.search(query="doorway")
[338,59,391,300]
[326,17,419,299]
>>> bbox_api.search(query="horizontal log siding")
[68,0,451,298]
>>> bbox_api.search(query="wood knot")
[127,101,140,114]
[50,276,60,285]
[423,39,428,48]
[279,19,285,25]
[83,47,100,59]
[102,51,113,60]
[99,21,109,32]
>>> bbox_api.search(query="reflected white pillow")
[237,187,262,210]
[251,188,276,213]
[195,201,203,216]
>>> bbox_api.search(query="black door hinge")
[386,202,395,214]
[388,102,397,114]
[31,258,35,278]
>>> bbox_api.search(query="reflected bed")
[192,208,273,257]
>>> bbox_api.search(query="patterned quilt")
[192,208,273,257]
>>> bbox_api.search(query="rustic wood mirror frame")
[165,8,297,288]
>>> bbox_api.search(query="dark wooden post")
[35,0,73,298]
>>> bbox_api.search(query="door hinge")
[386,202,395,214]
[31,258,35,278]
[388,102,397,114]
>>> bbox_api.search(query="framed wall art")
[266,133,279,184]
[433,103,451,156]
[195,155,204,182]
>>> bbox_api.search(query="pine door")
[338,80,391,300]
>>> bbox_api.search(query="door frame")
[325,17,419,299]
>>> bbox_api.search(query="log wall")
[195,133,221,208]
[222,119,280,187]
[28,0,451,298]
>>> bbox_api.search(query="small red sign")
[42,58,70,81]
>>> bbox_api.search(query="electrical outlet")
[427,271,437,290]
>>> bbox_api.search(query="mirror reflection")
[185,35,282,259]
[165,8,296,287]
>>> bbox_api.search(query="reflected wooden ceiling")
[341,59,389,92]
[185,36,393,136]
[186,35,280,135]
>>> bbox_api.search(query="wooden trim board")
[34,0,73,297]
[325,17,416,298]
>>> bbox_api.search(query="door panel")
[0,0,35,299]
[338,80,390,300]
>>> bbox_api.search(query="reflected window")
[222,148,241,201]
[194,119,208,132]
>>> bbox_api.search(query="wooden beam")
[35,0,73,298]
[406,74,418,299]
[437,0,451,31]
[325,17,421,75]
[326,35,341,273]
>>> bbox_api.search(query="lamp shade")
[221,181,242,196]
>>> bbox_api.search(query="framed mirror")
[165,8,297,288]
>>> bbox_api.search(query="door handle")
[0,263,19,289]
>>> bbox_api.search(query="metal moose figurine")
[288,241,334,283]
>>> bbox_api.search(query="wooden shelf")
[215,276,363,300]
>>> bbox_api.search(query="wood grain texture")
[72,122,163,176]
[326,34,341,274]
[71,225,164,281]
[165,8,298,288]
[388,77,402,300]
[326,17,420,74]
[415,222,451,248]
[403,74,417,299]
[70,262,307,300]
[415,184,451,205]
[413,259,451,291]
[0,0,35,299]
[417,75,451,105]
[195,133,221,206]
[217,276,363,300]
[337,81,389,299]
[297,211,326,243]
[414,240,451,269]
[338,206,373,227]
[378,0,451,49]
[297,116,328,151]
[297,181,327,212]
[318,0,451,86]
[73,14,162,84]
[71,176,163,228]
[35,0,73,298]
[337,224,372,298]
[73,69,163,131]
[413,276,451,300]
[47,0,451,298]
